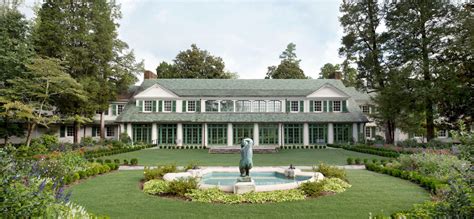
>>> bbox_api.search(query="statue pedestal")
[233,179,255,194]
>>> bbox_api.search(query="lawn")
[102,148,386,166]
[69,170,430,218]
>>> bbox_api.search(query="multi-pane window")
[205,100,219,112]
[104,108,109,115]
[438,130,447,138]
[309,124,327,144]
[187,101,196,112]
[314,101,322,112]
[158,124,176,145]
[235,100,251,112]
[66,126,74,137]
[333,101,341,112]
[208,124,227,145]
[220,100,234,112]
[117,104,124,115]
[233,124,253,145]
[259,124,278,145]
[183,124,202,145]
[252,101,266,112]
[92,126,100,137]
[290,101,299,112]
[334,124,351,144]
[144,100,153,112]
[267,100,282,112]
[284,124,303,144]
[361,105,369,114]
[106,126,115,137]
[133,124,152,143]
[163,100,172,112]
[365,127,372,138]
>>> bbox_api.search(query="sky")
[20,0,344,79]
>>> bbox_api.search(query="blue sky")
[21,0,344,79]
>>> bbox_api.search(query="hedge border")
[328,144,412,157]
[84,144,154,159]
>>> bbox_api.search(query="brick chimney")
[144,70,157,80]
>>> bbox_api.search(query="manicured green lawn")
[102,148,386,166]
[69,170,429,218]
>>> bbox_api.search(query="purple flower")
[64,191,72,203]
[55,187,64,200]
[38,179,47,193]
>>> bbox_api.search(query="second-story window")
[144,101,153,112]
[333,101,341,112]
[290,101,299,112]
[252,101,266,112]
[236,100,251,112]
[362,105,369,114]
[220,100,234,112]
[117,104,124,115]
[267,100,281,112]
[187,101,196,112]
[314,101,322,112]
[205,100,219,112]
[163,100,172,112]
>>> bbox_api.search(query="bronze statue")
[239,138,253,177]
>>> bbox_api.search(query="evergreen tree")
[265,43,306,79]
[385,0,457,141]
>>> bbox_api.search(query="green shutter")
[111,104,117,116]
[286,100,290,112]
[172,100,176,112]
[342,100,348,112]
[329,101,333,112]
[92,127,97,137]
[299,101,304,112]
[196,100,201,112]
[371,127,376,138]
[323,101,327,112]
[60,126,65,137]
[158,100,163,112]
[152,100,157,112]
[138,100,143,112]
[310,101,314,112]
[182,100,187,112]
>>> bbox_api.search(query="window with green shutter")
[60,126,65,137]
[323,101,327,112]
[111,104,117,116]
[286,100,290,112]
[328,101,333,112]
[172,100,176,112]
[182,100,187,112]
[92,127,97,137]
[158,100,163,112]
[310,101,314,112]
[299,101,304,112]
[196,100,201,112]
[342,100,348,112]
[138,100,143,112]
[152,100,157,112]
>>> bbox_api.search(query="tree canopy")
[265,43,307,79]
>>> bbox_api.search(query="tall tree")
[385,1,457,141]
[265,43,306,79]
[155,44,235,79]
[339,0,400,143]
[318,63,340,79]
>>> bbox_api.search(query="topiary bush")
[143,164,177,181]
[354,158,362,165]
[167,178,198,196]
[130,158,138,165]
[346,157,354,165]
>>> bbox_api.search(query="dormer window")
[117,104,124,115]
[144,101,153,112]
[290,101,299,112]
[333,101,341,112]
[361,105,369,114]
[163,100,172,112]
[314,101,322,112]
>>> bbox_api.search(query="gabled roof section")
[307,83,350,98]
[135,79,352,97]
[134,84,178,98]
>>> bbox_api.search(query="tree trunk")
[73,120,80,144]
[25,123,36,147]
[384,120,395,144]
[100,112,105,139]
[420,15,435,141]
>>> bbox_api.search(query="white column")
[303,123,309,146]
[304,100,309,112]
[253,123,259,146]
[227,123,233,146]
[328,123,334,144]
[119,123,125,134]
[177,123,183,146]
[360,123,365,142]
[203,123,208,147]
[353,123,358,143]
[176,100,182,113]
[152,123,158,144]
[127,123,132,141]
[201,100,206,112]
[278,123,283,146]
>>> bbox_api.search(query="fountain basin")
[163,167,324,193]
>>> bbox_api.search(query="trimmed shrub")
[130,158,138,165]
[354,158,362,165]
[346,157,354,165]
[104,159,111,163]
[363,158,368,164]
[320,178,351,193]
[114,159,120,164]
[96,159,103,164]
[143,180,170,195]
[299,180,324,197]
[185,188,305,204]
[144,164,177,181]
[123,159,129,165]
[314,163,347,181]
[167,178,198,196]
